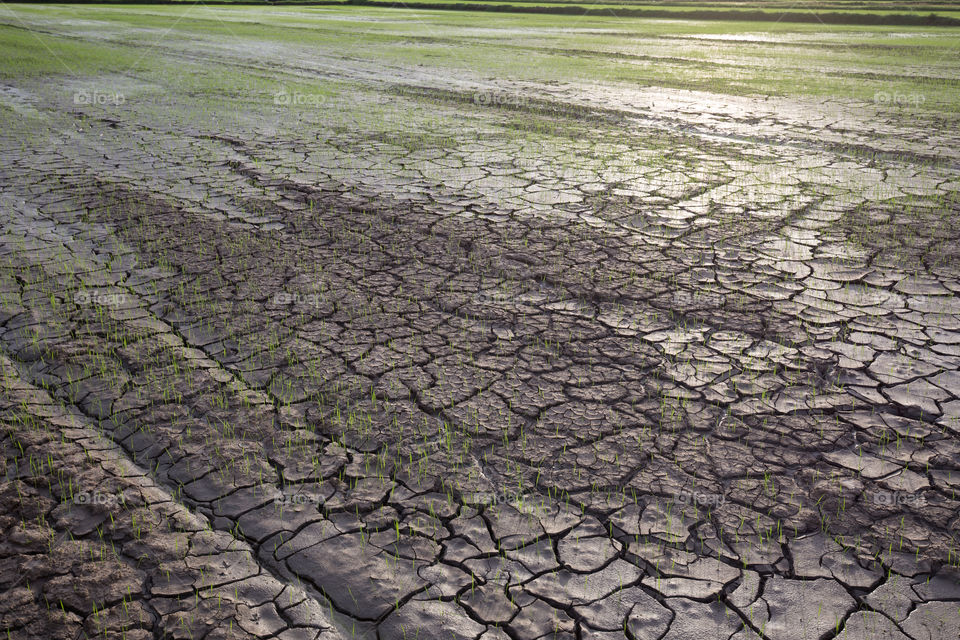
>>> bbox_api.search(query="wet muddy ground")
[1,4,959,639]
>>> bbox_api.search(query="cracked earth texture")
[1,3,960,640]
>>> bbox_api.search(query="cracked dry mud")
[2,4,960,640]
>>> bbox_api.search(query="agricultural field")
[1,2,960,639]
[340,0,960,24]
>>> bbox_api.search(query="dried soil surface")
[1,5,960,640]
